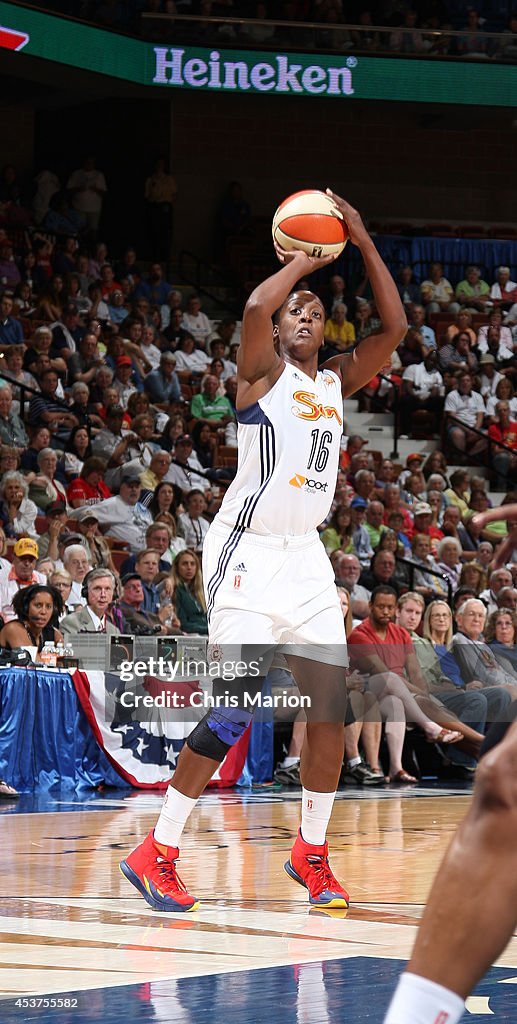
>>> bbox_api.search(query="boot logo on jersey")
[291,389,342,425]
[289,474,328,493]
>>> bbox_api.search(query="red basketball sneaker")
[120,830,199,912]
[284,830,350,908]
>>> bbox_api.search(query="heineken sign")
[0,0,515,106]
[153,48,355,96]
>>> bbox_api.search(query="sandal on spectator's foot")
[430,729,462,745]
[386,770,418,784]
[0,780,19,798]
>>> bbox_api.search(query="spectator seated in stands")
[489,265,517,310]
[455,265,491,313]
[479,566,514,615]
[399,349,444,437]
[0,537,47,621]
[350,496,374,567]
[354,299,380,340]
[91,404,143,490]
[485,608,517,674]
[478,353,504,401]
[172,549,208,635]
[0,291,24,349]
[177,489,210,555]
[0,384,28,450]
[36,500,69,560]
[143,351,181,408]
[66,455,112,509]
[0,471,38,539]
[73,506,116,573]
[497,587,517,612]
[62,543,92,607]
[67,331,105,386]
[133,548,161,613]
[399,596,494,775]
[60,568,119,637]
[488,400,517,489]
[397,327,425,369]
[23,325,67,378]
[119,522,174,577]
[348,586,462,783]
[114,572,175,635]
[434,537,462,591]
[486,377,517,422]
[320,505,353,555]
[419,261,458,315]
[444,370,487,457]
[51,302,84,358]
[411,500,443,551]
[477,308,514,356]
[28,368,78,445]
[28,448,68,512]
[438,330,479,376]
[189,374,235,431]
[71,467,153,554]
[407,303,436,349]
[364,500,387,551]
[321,302,355,357]
[452,598,517,696]
[165,433,212,497]
[3,344,37,410]
[113,355,139,409]
[138,449,171,493]
[360,549,402,597]
[409,532,448,600]
[330,551,370,620]
[173,333,210,380]
[396,265,420,309]
[444,309,477,347]
[180,294,212,350]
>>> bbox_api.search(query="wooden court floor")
[2,785,517,1023]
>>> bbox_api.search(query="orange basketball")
[272,189,348,258]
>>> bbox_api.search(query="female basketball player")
[121,190,408,913]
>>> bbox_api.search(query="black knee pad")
[187,704,254,761]
[187,715,232,762]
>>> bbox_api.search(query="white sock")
[154,787,197,849]
[347,755,362,768]
[300,788,336,846]
[281,756,299,768]
[384,972,464,1024]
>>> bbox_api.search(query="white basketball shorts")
[202,522,347,667]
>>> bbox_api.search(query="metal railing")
[446,413,517,485]
[395,554,454,606]
[141,12,517,62]
[378,373,401,460]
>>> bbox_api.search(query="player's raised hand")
[325,189,369,246]
[274,240,338,271]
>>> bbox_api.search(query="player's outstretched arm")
[238,246,336,384]
[322,191,407,398]
[472,506,517,569]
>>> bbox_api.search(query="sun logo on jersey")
[291,390,342,425]
[322,374,335,386]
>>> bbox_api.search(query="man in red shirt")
[488,400,517,489]
[348,586,460,781]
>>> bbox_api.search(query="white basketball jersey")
[215,364,344,537]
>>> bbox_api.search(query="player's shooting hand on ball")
[273,240,337,272]
[325,190,369,247]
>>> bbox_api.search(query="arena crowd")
[0,159,516,793]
